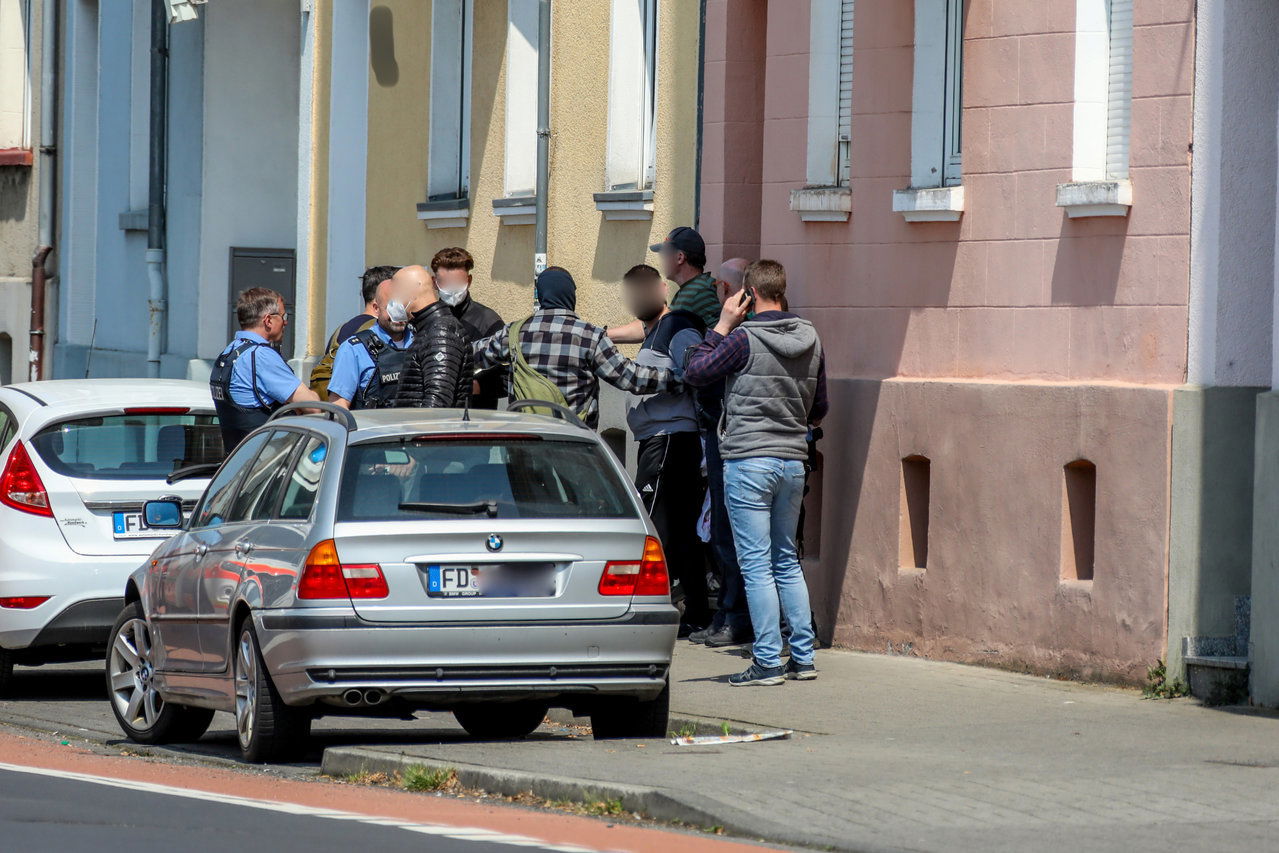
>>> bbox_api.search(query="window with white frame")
[1059,0,1132,216]
[892,0,965,221]
[0,0,33,157]
[803,0,854,188]
[503,0,538,199]
[604,0,657,191]
[426,0,473,203]
[1069,0,1132,182]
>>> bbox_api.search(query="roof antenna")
[462,376,473,422]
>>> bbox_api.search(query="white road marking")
[0,761,620,853]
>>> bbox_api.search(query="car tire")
[0,647,14,699]
[453,702,548,739]
[106,601,215,744]
[590,679,670,739]
[234,620,310,763]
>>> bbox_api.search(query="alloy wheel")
[108,618,164,730]
[234,628,258,750]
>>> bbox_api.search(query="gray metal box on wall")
[227,248,296,359]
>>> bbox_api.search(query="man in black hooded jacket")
[392,264,473,408]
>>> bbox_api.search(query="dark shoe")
[687,626,714,643]
[785,658,817,681]
[729,662,786,687]
[704,626,751,648]
[678,621,708,639]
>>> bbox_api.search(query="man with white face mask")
[392,264,473,409]
[431,247,505,409]
[326,279,415,410]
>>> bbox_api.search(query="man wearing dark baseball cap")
[609,227,722,345]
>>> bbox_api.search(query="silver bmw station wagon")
[105,402,677,762]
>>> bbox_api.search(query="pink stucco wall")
[700,0,1195,681]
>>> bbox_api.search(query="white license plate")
[112,511,168,540]
[427,565,481,597]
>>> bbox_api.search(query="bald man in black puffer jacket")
[392,265,473,409]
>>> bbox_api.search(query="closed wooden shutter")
[1105,0,1133,179]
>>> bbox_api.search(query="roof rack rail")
[507,399,590,430]
[269,401,358,432]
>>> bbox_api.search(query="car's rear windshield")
[337,436,637,521]
[31,413,224,480]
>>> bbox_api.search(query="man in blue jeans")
[684,259,828,686]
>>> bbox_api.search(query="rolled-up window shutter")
[1105,0,1132,179]
[837,0,854,185]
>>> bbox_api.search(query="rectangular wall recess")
[1061,460,1097,582]
[899,456,931,570]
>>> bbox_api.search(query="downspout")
[533,0,551,293]
[145,0,169,379]
[694,0,706,229]
[30,0,59,382]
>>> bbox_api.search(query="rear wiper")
[399,500,499,518]
[167,462,222,484]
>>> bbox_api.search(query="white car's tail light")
[0,596,51,609]
[298,539,389,600]
[599,536,670,597]
[0,442,52,517]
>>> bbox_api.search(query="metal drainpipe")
[533,0,551,295]
[30,0,59,382]
[145,0,169,379]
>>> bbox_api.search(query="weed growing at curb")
[1143,660,1189,699]
[401,765,458,792]
[720,721,732,736]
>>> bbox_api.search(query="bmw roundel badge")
[486,533,504,552]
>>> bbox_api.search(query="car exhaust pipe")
[342,689,364,706]
[363,689,385,706]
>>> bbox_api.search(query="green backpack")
[508,317,577,418]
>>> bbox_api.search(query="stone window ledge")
[0,147,33,167]
[492,195,536,226]
[593,189,653,221]
[892,186,964,222]
[789,186,851,222]
[416,197,470,229]
[1055,179,1132,218]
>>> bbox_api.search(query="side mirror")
[143,499,184,529]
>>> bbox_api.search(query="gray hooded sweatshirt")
[719,317,823,461]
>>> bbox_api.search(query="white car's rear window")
[31,413,223,480]
[338,436,637,521]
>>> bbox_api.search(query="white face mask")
[386,299,409,324]
[437,285,468,307]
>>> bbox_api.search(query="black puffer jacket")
[394,301,474,408]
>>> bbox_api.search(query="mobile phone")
[741,287,756,312]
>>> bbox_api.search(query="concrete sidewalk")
[322,643,1279,852]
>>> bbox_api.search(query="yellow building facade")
[362,0,701,331]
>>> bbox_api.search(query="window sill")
[118,209,148,232]
[789,186,851,222]
[416,197,470,229]
[593,189,653,221]
[1055,179,1132,218]
[892,186,964,222]
[0,147,33,167]
[492,195,536,226]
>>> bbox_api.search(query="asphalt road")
[0,764,545,853]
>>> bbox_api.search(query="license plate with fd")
[427,565,481,597]
[112,511,168,540]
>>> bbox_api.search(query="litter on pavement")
[669,730,794,746]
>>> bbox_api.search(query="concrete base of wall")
[1249,392,1279,706]
[811,376,1174,684]
[1166,386,1264,681]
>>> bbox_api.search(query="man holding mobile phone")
[684,260,828,687]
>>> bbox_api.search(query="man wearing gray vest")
[684,259,828,687]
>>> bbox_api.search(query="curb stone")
[319,746,852,852]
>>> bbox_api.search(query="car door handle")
[235,542,254,555]
[195,544,208,557]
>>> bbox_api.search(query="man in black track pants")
[619,264,711,637]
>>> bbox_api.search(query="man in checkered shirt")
[472,267,681,429]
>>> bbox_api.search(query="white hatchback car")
[0,379,222,695]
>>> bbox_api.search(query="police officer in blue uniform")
[327,278,415,409]
[211,287,320,450]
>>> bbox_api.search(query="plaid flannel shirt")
[473,308,679,428]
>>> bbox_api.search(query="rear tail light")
[599,536,670,597]
[298,539,389,600]
[0,442,52,517]
[0,596,51,609]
